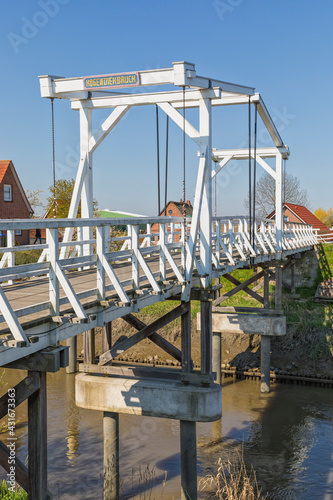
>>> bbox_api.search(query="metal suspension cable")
[248,97,252,241]
[51,98,56,218]
[252,103,258,247]
[155,105,161,215]
[164,115,169,215]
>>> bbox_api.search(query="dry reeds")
[199,449,266,500]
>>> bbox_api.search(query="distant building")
[267,203,330,234]
[0,160,33,245]
[151,200,193,242]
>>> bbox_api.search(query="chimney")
[186,200,191,206]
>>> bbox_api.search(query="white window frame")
[4,184,12,202]
[15,229,22,236]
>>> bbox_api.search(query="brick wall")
[0,167,31,245]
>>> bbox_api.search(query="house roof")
[161,201,193,217]
[267,203,329,232]
[0,160,33,214]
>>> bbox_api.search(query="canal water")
[1,368,333,499]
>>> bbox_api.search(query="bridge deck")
[0,216,317,366]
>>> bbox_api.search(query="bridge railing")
[211,217,318,267]
[0,217,186,345]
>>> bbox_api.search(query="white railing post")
[96,225,106,300]
[47,227,60,317]
[131,224,140,289]
[275,153,283,253]
[159,222,166,281]
[7,230,15,285]
[181,221,185,270]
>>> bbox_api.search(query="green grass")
[0,481,27,500]
[0,250,42,266]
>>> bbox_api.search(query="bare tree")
[26,189,45,215]
[244,171,310,218]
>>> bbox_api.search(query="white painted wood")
[275,154,283,252]
[159,223,166,281]
[131,225,140,289]
[55,262,87,320]
[157,102,201,146]
[96,226,106,300]
[72,88,220,110]
[47,228,60,317]
[89,105,129,153]
[199,96,212,288]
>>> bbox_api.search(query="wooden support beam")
[28,371,48,500]
[121,314,182,362]
[0,373,40,420]
[100,304,189,365]
[181,301,192,373]
[212,306,283,315]
[200,300,212,374]
[4,347,69,372]
[84,329,95,364]
[102,322,112,355]
[214,271,266,306]
[0,441,29,492]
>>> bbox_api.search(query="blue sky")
[0,0,332,216]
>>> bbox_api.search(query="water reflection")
[1,370,332,499]
[64,373,81,462]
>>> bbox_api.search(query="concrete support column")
[180,420,197,500]
[84,329,95,364]
[66,336,77,374]
[28,371,47,500]
[103,411,119,500]
[260,335,271,393]
[212,332,222,385]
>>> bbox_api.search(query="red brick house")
[151,200,193,242]
[267,203,329,233]
[0,160,33,244]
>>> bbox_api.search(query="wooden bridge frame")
[0,63,317,499]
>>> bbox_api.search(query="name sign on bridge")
[84,72,139,89]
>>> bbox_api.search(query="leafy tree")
[46,179,98,218]
[314,207,333,227]
[244,171,310,218]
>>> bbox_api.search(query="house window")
[168,209,173,215]
[4,184,12,202]
[15,229,21,236]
